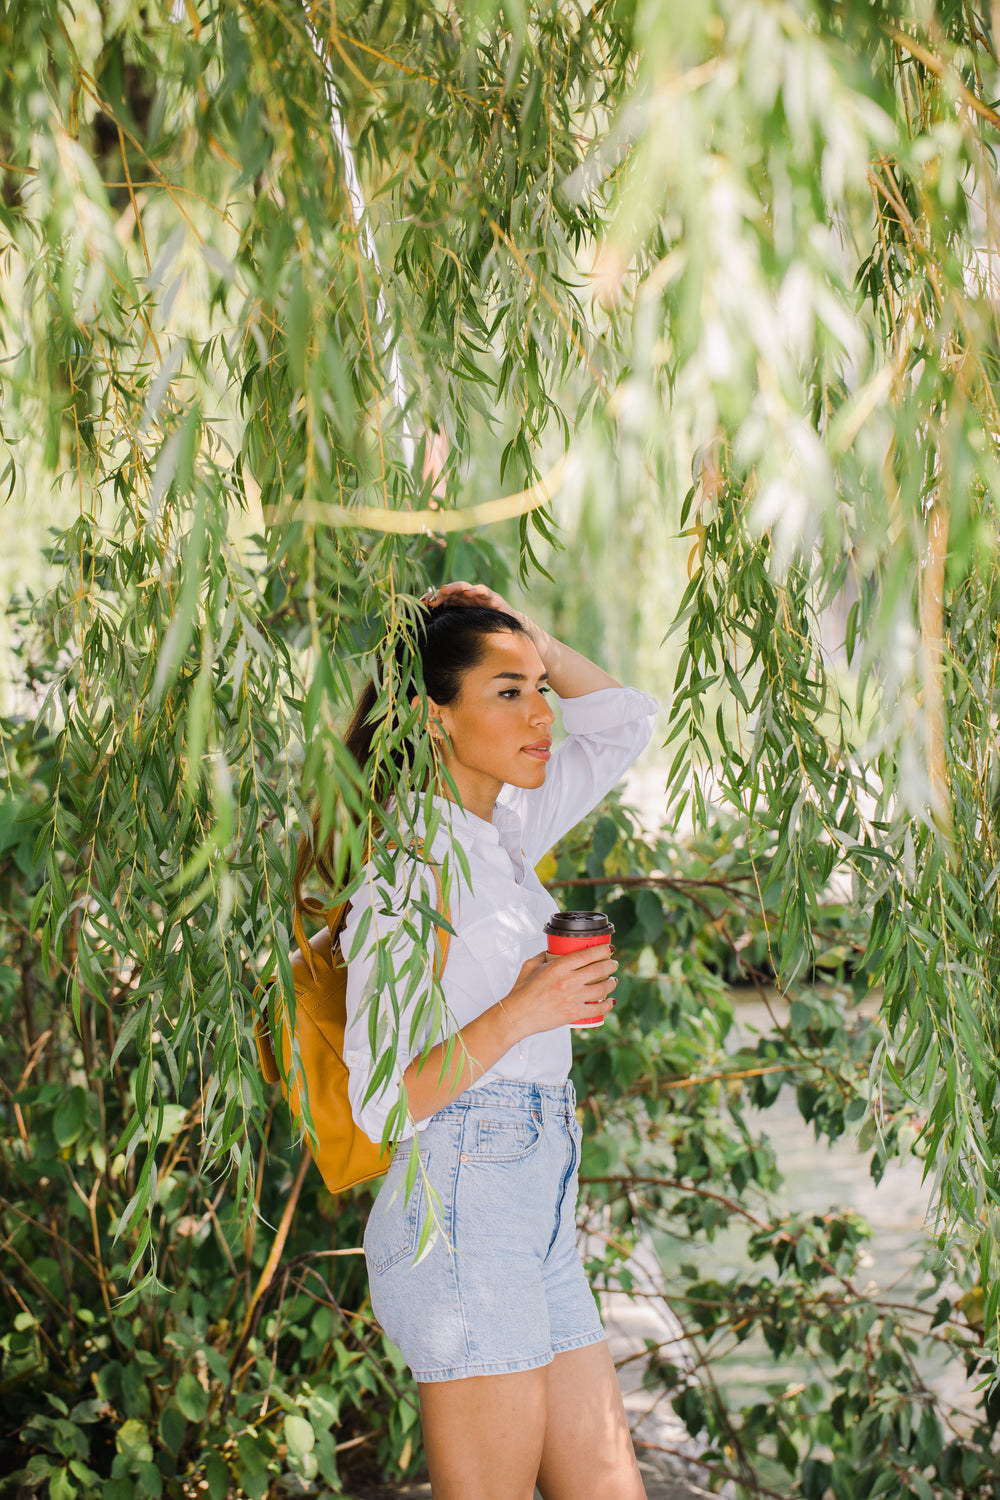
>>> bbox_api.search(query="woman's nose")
[531,692,555,726]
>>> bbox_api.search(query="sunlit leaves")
[653,1,1000,1344]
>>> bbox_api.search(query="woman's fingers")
[517,953,548,981]
[427,580,477,604]
[556,948,618,980]
[504,946,620,1033]
[424,580,513,614]
[540,949,617,1010]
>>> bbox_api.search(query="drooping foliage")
[3,0,1000,1494]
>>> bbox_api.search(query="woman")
[340,580,657,1500]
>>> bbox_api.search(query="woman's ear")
[412,692,445,745]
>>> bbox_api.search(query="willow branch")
[230,1147,312,1367]
[919,501,952,835]
[884,22,1000,133]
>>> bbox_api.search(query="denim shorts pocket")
[470,1115,541,1162]
[364,1153,428,1273]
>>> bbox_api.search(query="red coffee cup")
[543,911,615,1029]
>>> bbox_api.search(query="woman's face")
[430,630,555,818]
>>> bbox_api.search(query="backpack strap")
[321,852,451,978]
[255,899,345,1085]
[292,893,341,983]
[256,843,452,1082]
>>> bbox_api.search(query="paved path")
[596,1236,726,1500]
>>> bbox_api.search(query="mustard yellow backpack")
[254,871,451,1193]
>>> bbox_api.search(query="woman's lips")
[521,742,552,761]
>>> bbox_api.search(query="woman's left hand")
[422,579,619,699]
[424,580,531,630]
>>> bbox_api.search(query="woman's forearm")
[402,1002,525,1122]
[523,623,620,698]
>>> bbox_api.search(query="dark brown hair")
[295,602,526,905]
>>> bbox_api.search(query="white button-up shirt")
[341,685,658,1143]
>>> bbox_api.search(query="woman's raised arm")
[426,581,620,698]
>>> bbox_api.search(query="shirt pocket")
[458,907,546,1006]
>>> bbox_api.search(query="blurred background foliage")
[4,0,1000,1495]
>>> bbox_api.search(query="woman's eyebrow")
[491,670,550,682]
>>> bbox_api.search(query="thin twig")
[634,1438,791,1499]
[884,21,1000,132]
[544,873,754,890]
[580,1175,771,1230]
[229,1148,312,1373]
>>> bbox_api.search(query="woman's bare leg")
[418,1367,549,1500]
[417,1342,645,1500]
[536,1340,647,1500]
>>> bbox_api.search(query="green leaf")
[53,1087,87,1149]
[635,888,665,944]
[914,1405,942,1467]
[157,1405,186,1454]
[136,1461,163,1499]
[283,1415,316,1459]
[151,485,206,701]
[103,1482,134,1500]
[174,1374,208,1424]
[115,1420,152,1463]
[69,1461,101,1485]
[204,1455,229,1500]
[49,1470,74,1500]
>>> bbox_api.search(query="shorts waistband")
[433,1079,577,1121]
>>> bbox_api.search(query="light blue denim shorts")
[363,1080,605,1383]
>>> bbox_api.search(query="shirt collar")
[430,794,502,848]
[429,794,525,861]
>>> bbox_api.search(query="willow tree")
[3,0,1000,1440]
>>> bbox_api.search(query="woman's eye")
[500,689,520,699]
[539,685,551,695]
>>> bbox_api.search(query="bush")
[4,733,999,1499]
[0,718,422,1498]
[559,798,1000,1500]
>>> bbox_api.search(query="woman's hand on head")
[501,948,618,1037]
[421,578,619,699]
[424,580,528,626]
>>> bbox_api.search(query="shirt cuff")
[559,685,659,736]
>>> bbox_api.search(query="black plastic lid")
[543,910,614,937]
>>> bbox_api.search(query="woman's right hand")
[501,948,618,1036]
